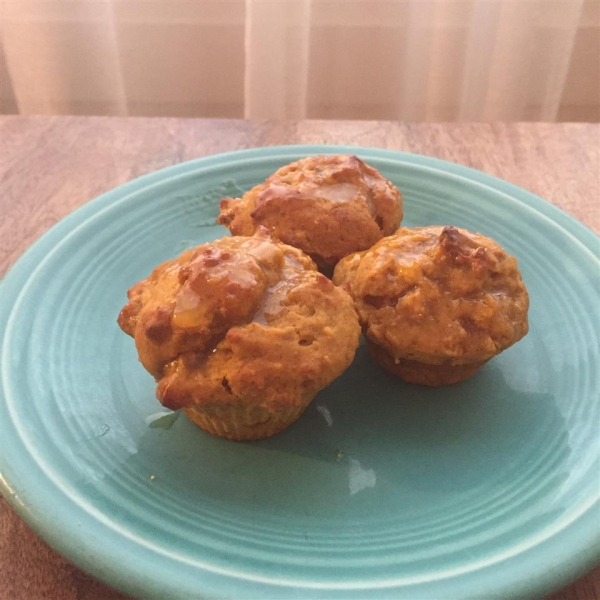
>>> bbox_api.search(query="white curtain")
[0,0,595,121]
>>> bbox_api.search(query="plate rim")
[1,144,599,599]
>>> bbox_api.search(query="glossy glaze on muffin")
[333,226,529,386]
[118,230,360,439]
[217,155,402,270]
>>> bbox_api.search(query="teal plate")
[1,146,599,599]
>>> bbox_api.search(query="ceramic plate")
[1,146,599,599]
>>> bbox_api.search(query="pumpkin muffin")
[118,230,360,440]
[333,226,529,386]
[217,155,402,271]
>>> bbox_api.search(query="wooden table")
[1,117,598,599]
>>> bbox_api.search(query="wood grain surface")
[0,116,598,599]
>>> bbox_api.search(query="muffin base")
[183,402,309,441]
[367,341,486,386]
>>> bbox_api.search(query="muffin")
[333,226,529,386]
[217,155,402,271]
[118,230,360,440]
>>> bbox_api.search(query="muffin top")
[118,230,360,410]
[333,226,529,366]
[217,155,402,269]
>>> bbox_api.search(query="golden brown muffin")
[217,155,402,271]
[118,230,360,440]
[333,226,529,386]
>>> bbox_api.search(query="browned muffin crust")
[118,230,360,439]
[217,155,402,269]
[333,226,529,386]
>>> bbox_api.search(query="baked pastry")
[217,155,402,271]
[333,226,529,386]
[118,230,360,440]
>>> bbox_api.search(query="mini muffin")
[333,226,529,386]
[217,155,402,271]
[118,230,360,440]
